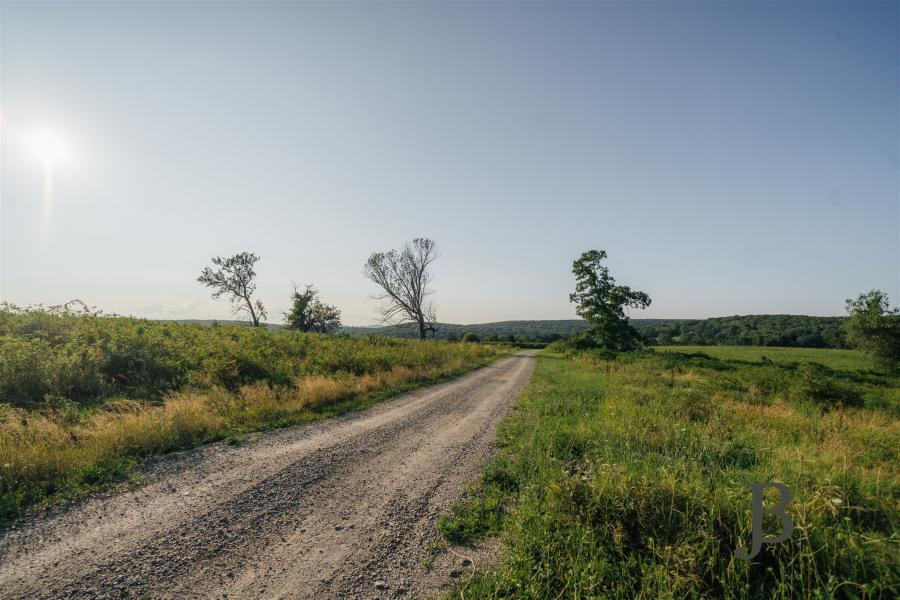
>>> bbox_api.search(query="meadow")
[438,346,898,599]
[655,345,874,372]
[0,306,504,524]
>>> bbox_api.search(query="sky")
[1,1,897,325]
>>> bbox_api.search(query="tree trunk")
[246,297,259,327]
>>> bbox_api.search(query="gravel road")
[0,350,537,599]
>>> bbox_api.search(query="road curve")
[0,350,537,599]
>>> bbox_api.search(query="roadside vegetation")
[0,303,504,524]
[438,250,897,598]
[438,347,898,599]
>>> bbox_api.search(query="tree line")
[634,315,849,348]
[340,316,857,349]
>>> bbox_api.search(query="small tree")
[569,249,650,350]
[845,290,900,372]
[197,252,267,327]
[284,285,342,334]
[363,237,438,339]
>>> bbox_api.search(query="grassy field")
[438,347,898,599]
[0,307,505,524]
[656,345,874,372]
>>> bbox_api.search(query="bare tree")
[197,252,267,327]
[363,238,438,339]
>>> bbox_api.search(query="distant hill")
[161,315,849,349]
[341,320,590,342]
[341,315,849,348]
[635,314,848,349]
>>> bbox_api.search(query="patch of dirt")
[418,537,505,599]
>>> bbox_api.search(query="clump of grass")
[437,460,518,544]
[441,349,899,599]
[0,308,506,524]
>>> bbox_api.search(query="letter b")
[735,482,793,560]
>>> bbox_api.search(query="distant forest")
[635,315,848,348]
[170,315,848,349]
[340,315,849,348]
[341,320,588,343]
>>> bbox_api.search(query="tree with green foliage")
[283,285,342,333]
[197,252,267,327]
[844,290,900,372]
[569,250,651,351]
[461,331,480,343]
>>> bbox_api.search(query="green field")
[655,345,874,372]
[0,308,505,524]
[438,347,898,599]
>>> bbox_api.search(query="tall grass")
[438,348,898,599]
[0,307,504,523]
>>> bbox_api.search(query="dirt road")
[0,351,537,599]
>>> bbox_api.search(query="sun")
[30,131,68,166]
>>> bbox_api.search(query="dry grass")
[0,353,502,522]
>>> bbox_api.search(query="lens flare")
[30,131,68,165]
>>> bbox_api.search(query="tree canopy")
[197,252,267,327]
[569,250,651,351]
[844,290,900,372]
[283,285,342,334]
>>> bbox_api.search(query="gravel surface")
[0,350,537,599]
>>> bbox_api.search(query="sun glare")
[30,131,68,166]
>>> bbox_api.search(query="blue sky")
[1,1,897,325]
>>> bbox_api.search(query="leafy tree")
[198,252,267,327]
[569,250,650,351]
[283,285,342,334]
[845,290,900,371]
[461,331,480,343]
[363,237,438,339]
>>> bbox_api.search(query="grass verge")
[0,309,508,525]
[438,348,898,599]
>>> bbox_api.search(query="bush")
[788,364,863,408]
